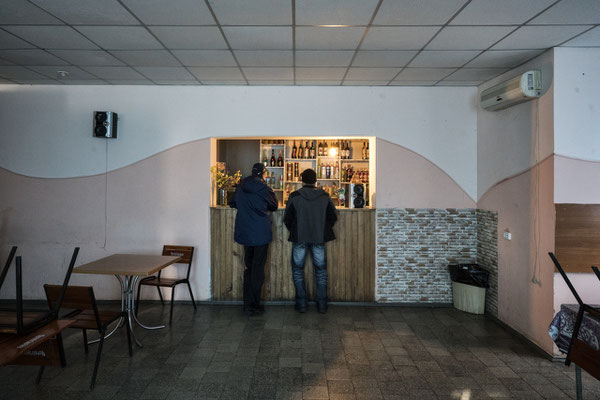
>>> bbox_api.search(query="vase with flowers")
[211,165,242,206]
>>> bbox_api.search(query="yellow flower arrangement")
[211,165,242,191]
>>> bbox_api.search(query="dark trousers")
[291,243,328,310]
[243,244,269,309]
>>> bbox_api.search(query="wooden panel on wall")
[210,207,375,302]
[555,204,600,273]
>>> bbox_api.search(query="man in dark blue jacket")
[229,163,278,316]
[283,168,337,314]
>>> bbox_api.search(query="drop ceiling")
[0,0,598,86]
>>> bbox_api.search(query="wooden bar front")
[211,207,375,302]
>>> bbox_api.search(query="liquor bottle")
[341,167,346,182]
[362,142,366,160]
[324,141,329,157]
[270,149,276,166]
[317,160,321,179]
[298,141,303,159]
[334,163,338,179]
[280,174,283,189]
[366,141,369,159]
[277,150,283,167]
[291,141,297,159]
[263,149,268,166]
[321,162,326,180]
[318,141,323,157]
[310,141,315,159]
[326,163,331,179]
[348,141,352,159]
[304,141,310,159]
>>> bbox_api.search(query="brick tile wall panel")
[477,209,499,317]
[376,209,477,303]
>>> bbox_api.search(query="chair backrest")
[44,284,101,329]
[549,252,584,306]
[160,245,194,279]
[0,246,17,291]
[593,266,600,282]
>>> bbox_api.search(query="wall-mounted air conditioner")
[480,70,542,111]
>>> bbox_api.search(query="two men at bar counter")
[230,164,337,315]
[230,163,278,316]
[284,168,338,314]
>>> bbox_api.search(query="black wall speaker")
[93,111,118,138]
[350,183,365,209]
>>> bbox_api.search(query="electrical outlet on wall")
[503,230,511,240]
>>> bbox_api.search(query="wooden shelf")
[341,159,369,162]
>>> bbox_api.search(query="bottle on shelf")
[291,141,297,159]
[304,141,310,159]
[321,162,326,179]
[361,142,366,160]
[298,142,304,159]
[318,141,323,157]
[334,163,339,179]
[310,141,315,159]
[324,141,329,157]
[326,163,331,179]
[279,174,283,189]
[263,149,268,166]
[317,160,321,179]
[270,149,276,166]
[366,141,369,159]
[277,150,283,167]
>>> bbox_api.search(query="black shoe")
[295,305,306,313]
[317,307,327,314]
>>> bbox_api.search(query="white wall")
[0,85,478,199]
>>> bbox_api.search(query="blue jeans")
[291,243,327,310]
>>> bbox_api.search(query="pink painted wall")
[376,138,475,208]
[478,157,555,354]
[0,139,211,300]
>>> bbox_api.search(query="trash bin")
[448,264,489,314]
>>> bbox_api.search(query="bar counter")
[210,206,375,302]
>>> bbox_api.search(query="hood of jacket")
[298,186,327,201]
[240,175,267,194]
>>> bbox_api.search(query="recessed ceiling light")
[57,70,69,78]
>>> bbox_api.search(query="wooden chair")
[136,245,196,324]
[549,253,600,399]
[44,284,132,389]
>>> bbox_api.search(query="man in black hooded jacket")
[230,163,278,316]
[283,168,337,313]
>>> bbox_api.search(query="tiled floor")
[1,304,598,400]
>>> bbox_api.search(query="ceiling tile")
[0,30,35,49]
[296,80,341,85]
[105,79,152,85]
[296,0,379,25]
[0,0,62,24]
[234,50,293,67]
[296,27,365,50]
[209,0,292,25]
[465,49,544,68]
[188,67,245,81]
[345,67,400,80]
[135,67,196,80]
[172,50,236,67]
[374,0,468,25]
[394,68,456,81]
[451,0,556,25]
[295,50,354,66]
[0,66,49,79]
[121,0,215,25]
[353,50,417,67]
[342,80,389,86]
[242,67,293,80]
[223,27,292,50]
[31,0,139,25]
[295,67,346,80]
[248,81,294,85]
[0,49,69,65]
[492,25,593,49]
[443,68,507,81]
[426,26,517,50]
[110,50,179,66]
[49,50,124,66]
[529,0,600,24]
[561,26,600,47]
[437,80,482,86]
[3,26,98,50]
[362,27,440,50]
[390,81,438,86]
[82,66,147,80]
[408,50,480,67]
[28,65,99,80]
[153,80,199,85]
[0,59,15,66]
[149,27,228,50]
[76,26,163,50]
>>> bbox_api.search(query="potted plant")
[211,165,242,206]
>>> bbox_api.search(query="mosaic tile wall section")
[376,209,478,303]
[477,209,499,317]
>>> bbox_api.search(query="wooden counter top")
[210,207,375,302]
[210,206,373,211]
